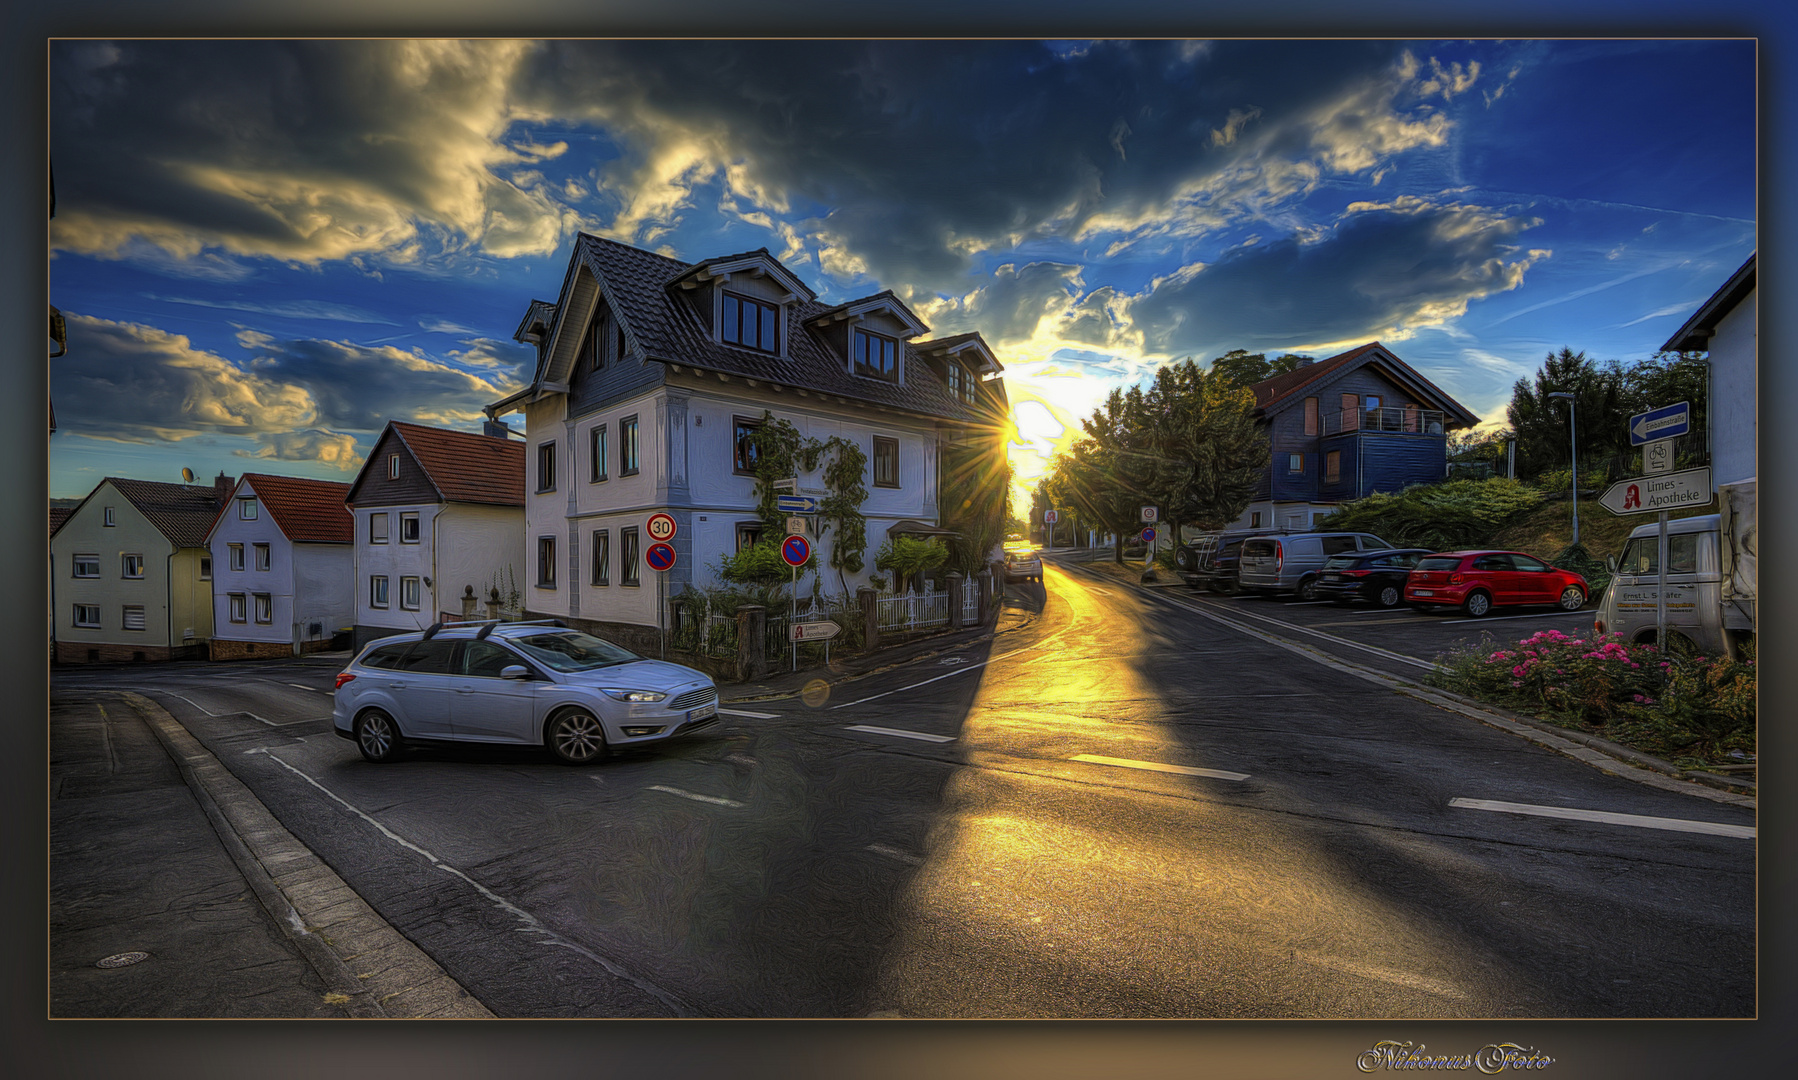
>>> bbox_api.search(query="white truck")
[1592,479,1756,657]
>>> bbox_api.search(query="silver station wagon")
[332,621,720,765]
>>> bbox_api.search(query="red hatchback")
[1404,550,1589,617]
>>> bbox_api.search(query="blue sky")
[49,39,1755,505]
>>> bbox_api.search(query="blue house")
[1235,342,1480,531]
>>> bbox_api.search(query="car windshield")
[1415,556,1462,572]
[507,631,638,672]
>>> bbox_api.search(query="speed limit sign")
[646,513,677,542]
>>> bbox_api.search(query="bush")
[1315,478,1544,551]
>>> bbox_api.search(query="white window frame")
[399,513,420,543]
[238,497,258,520]
[537,536,557,588]
[253,593,272,624]
[537,441,557,492]
[73,604,101,629]
[370,576,390,609]
[370,512,390,544]
[400,576,421,611]
[73,553,100,578]
[228,543,245,571]
[591,530,609,586]
[229,593,247,623]
[253,543,271,571]
[103,507,115,527]
[389,454,401,480]
[121,553,145,579]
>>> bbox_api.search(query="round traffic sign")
[781,534,811,567]
[645,542,676,572]
[1140,526,1156,543]
[1043,509,1059,524]
[646,513,677,542]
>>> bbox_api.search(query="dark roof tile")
[108,478,230,548]
[390,422,526,506]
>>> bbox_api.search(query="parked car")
[1004,545,1042,583]
[1237,532,1394,600]
[1314,548,1434,607]
[332,621,719,765]
[1403,551,1589,617]
[1175,529,1289,594]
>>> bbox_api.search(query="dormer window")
[946,361,975,405]
[853,328,898,382]
[722,292,780,353]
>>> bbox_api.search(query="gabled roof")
[806,290,929,338]
[1245,342,1480,428]
[50,506,73,537]
[104,478,230,548]
[1247,343,1381,411]
[913,331,1004,375]
[1663,252,1755,353]
[347,421,525,507]
[231,474,353,544]
[670,248,818,302]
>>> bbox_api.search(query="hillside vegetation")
[1313,478,1545,552]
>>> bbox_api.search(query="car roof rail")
[421,622,443,640]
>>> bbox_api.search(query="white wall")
[210,484,294,645]
[1709,289,1756,487]
[293,543,354,641]
[438,502,527,617]
[352,502,440,633]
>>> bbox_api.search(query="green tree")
[939,413,1012,577]
[1208,349,1313,391]
[1136,359,1269,541]
[1507,348,1632,481]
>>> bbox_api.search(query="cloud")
[239,335,517,431]
[234,429,364,469]
[146,294,398,324]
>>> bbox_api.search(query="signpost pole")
[791,563,797,673]
[659,571,666,659]
[1656,510,1668,649]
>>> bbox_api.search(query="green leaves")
[1316,477,1544,550]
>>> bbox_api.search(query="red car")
[1403,550,1589,617]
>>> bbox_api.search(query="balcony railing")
[1320,406,1445,437]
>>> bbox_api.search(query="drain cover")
[95,951,150,969]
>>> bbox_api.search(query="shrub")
[1316,478,1545,550]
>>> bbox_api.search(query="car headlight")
[600,688,668,703]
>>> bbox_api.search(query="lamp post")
[1548,392,1579,547]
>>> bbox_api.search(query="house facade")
[343,421,526,649]
[1235,343,1480,531]
[485,235,1005,645]
[1664,252,1754,488]
[206,474,354,660]
[50,475,231,663]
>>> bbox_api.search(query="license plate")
[687,702,716,722]
[1414,589,1433,596]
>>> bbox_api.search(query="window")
[946,362,974,405]
[620,416,639,475]
[1250,512,1262,528]
[721,291,779,353]
[734,417,762,474]
[253,593,272,623]
[537,536,557,588]
[400,576,420,610]
[1365,395,1383,429]
[103,507,115,527]
[228,543,245,572]
[735,522,762,553]
[1618,534,1701,577]
[370,513,389,544]
[590,425,608,482]
[463,640,520,678]
[73,553,100,578]
[388,454,400,480]
[122,605,146,631]
[370,576,390,609]
[399,513,420,543]
[1287,453,1303,474]
[621,527,640,586]
[617,322,627,363]
[591,530,610,585]
[1325,450,1342,483]
[253,543,270,571]
[1403,404,1419,433]
[395,639,457,674]
[1304,397,1319,436]
[360,642,413,670]
[1340,393,1359,432]
[229,593,247,623]
[873,436,899,488]
[73,604,101,629]
[1321,536,1359,556]
[537,441,557,492]
[1511,554,1551,573]
[120,553,145,578]
[853,328,898,381]
[238,497,258,520]
[199,557,212,581]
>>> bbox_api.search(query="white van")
[1593,482,1756,657]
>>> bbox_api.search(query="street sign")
[1140,526,1156,543]
[786,516,808,536]
[781,534,811,567]
[1629,401,1690,445]
[645,542,676,571]
[777,494,822,514]
[1643,438,1674,475]
[772,478,797,492]
[1043,509,1059,524]
[646,513,677,542]
[1598,467,1713,516]
[1141,506,1158,523]
[789,620,841,642]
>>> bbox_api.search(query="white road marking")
[1282,600,1336,606]
[1449,798,1754,839]
[285,682,328,693]
[154,690,314,727]
[866,843,924,865]
[1295,952,1468,1001]
[649,785,745,808]
[1154,591,1434,671]
[844,725,956,743]
[1070,754,1249,782]
[1438,610,1588,625]
[719,707,777,719]
[830,608,1087,710]
[253,749,694,1014]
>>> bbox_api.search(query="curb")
[119,691,496,1019]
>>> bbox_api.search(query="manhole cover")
[96,951,150,969]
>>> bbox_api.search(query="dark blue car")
[1314,548,1434,608]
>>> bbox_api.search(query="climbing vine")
[745,411,870,595]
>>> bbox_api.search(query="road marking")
[1438,610,1589,625]
[844,725,956,743]
[1448,798,1754,839]
[1153,591,1435,671]
[866,843,924,865]
[1295,952,1468,1001]
[719,707,777,719]
[649,785,745,808]
[1070,753,1249,782]
[1283,600,1336,606]
[285,682,328,694]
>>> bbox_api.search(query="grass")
[1486,494,1714,565]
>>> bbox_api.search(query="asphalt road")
[50,562,1754,1018]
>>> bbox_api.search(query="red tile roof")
[390,422,525,506]
[50,506,73,537]
[238,473,353,544]
[1248,343,1382,411]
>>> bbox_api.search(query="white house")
[1663,252,1755,488]
[206,474,354,660]
[342,421,526,649]
[484,235,1007,646]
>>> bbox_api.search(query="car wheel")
[355,708,404,764]
[1463,590,1492,618]
[546,707,607,765]
[1557,585,1585,611]
[1298,576,1319,602]
[1378,585,1402,608]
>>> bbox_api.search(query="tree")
[1506,348,1631,481]
[939,411,1012,577]
[1136,359,1269,543]
[1208,349,1314,391]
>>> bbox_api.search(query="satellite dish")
[181,467,195,483]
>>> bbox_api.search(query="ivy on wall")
[739,411,870,595]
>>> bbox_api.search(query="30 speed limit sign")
[646,513,677,542]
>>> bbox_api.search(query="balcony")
[1319,406,1445,437]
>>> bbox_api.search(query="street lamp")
[1548,392,1579,547]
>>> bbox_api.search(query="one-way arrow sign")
[776,494,822,514]
[1628,401,1690,446]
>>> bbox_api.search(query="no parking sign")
[782,534,811,567]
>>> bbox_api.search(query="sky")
[48,39,1756,509]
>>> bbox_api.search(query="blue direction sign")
[781,534,811,567]
[776,494,822,514]
[645,542,676,572]
[1629,401,1690,446]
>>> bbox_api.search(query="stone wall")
[209,637,298,662]
[54,642,202,664]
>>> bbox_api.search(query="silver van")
[1593,509,1756,657]
[1237,532,1393,600]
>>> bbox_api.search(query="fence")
[875,586,952,636]
[961,577,979,625]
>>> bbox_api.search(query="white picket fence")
[960,578,979,624]
[875,586,951,635]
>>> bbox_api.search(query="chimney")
[214,472,236,504]
[483,418,517,440]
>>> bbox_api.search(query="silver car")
[332,621,720,765]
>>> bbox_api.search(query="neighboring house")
[1235,343,1480,531]
[342,421,526,649]
[1663,252,1754,487]
[50,475,232,663]
[206,474,354,660]
[484,234,1006,646]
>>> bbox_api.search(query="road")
[50,559,1754,1018]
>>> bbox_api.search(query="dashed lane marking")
[866,844,924,865]
[844,725,956,744]
[1070,753,1249,782]
[648,785,745,808]
[719,708,778,719]
[1448,797,1754,839]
